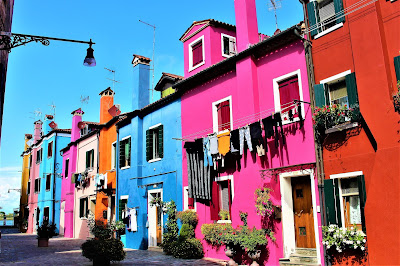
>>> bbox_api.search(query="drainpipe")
[52,133,57,228]
[298,0,328,264]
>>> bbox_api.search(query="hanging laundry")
[288,109,294,121]
[273,112,285,147]
[250,121,265,157]
[129,208,138,232]
[203,137,213,167]
[209,133,219,155]
[230,129,240,154]
[217,131,230,156]
[239,126,253,155]
[71,173,77,184]
[298,104,304,128]
[262,116,274,139]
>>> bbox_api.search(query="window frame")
[47,141,53,158]
[214,175,234,222]
[120,136,131,169]
[79,197,89,219]
[64,159,69,179]
[34,178,41,193]
[212,96,233,133]
[36,148,43,164]
[45,174,51,191]
[273,69,304,125]
[27,180,31,195]
[221,33,236,58]
[111,141,117,170]
[320,70,351,106]
[43,207,50,223]
[309,0,345,39]
[85,149,95,170]
[147,124,163,163]
[188,35,205,72]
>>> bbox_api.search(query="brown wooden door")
[156,205,162,245]
[292,176,316,248]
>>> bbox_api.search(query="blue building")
[36,115,71,233]
[116,55,183,249]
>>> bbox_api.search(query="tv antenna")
[268,0,282,31]
[48,102,56,120]
[29,108,42,120]
[139,19,156,102]
[80,95,90,108]
[104,67,121,92]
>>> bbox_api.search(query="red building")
[301,0,400,264]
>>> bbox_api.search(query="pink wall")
[181,39,322,264]
[27,145,39,234]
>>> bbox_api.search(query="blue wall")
[117,98,182,249]
[37,132,70,233]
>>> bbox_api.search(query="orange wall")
[310,0,400,264]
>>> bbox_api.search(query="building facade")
[19,134,32,232]
[302,0,400,264]
[175,0,323,264]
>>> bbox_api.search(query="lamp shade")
[83,46,96,67]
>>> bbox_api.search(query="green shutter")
[119,140,124,168]
[357,175,367,232]
[314,84,327,108]
[333,0,345,24]
[394,56,400,81]
[124,138,130,165]
[307,1,319,37]
[324,179,342,226]
[158,125,163,158]
[345,72,359,107]
[146,130,152,161]
[118,199,127,220]
[91,150,94,168]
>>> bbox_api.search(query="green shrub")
[177,210,198,229]
[218,210,230,220]
[201,223,239,247]
[81,238,126,263]
[171,238,204,259]
[238,226,268,253]
[178,223,194,240]
[161,201,179,255]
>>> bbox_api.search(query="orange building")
[95,88,125,224]
[19,134,32,232]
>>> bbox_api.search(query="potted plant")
[254,187,274,217]
[239,226,268,266]
[21,219,28,233]
[37,222,57,247]
[218,210,231,222]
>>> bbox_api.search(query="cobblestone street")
[0,228,222,266]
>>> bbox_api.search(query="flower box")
[325,122,359,134]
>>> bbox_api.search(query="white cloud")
[0,174,21,214]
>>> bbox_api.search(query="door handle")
[296,210,303,217]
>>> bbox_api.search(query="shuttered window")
[80,198,88,218]
[222,34,236,57]
[217,101,231,132]
[119,137,131,168]
[210,179,232,221]
[118,199,128,220]
[36,148,43,164]
[47,141,53,157]
[46,174,51,191]
[192,41,203,67]
[86,149,95,169]
[307,0,345,38]
[394,56,400,81]
[146,125,164,162]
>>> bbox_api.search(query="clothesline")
[178,101,300,141]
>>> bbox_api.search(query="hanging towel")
[217,131,231,156]
[273,112,285,147]
[209,133,219,155]
[203,137,213,167]
[71,173,77,184]
[230,129,240,153]
[129,208,137,232]
[262,116,275,139]
[298,104,304,128]
[239,126,253,155]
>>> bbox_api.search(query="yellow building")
[19,134,32,232]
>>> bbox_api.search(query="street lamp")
[0,32,96,67]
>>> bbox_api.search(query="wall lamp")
[0,32,96,67]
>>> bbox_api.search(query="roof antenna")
[104,67,121,93]
[48,102,56,121]
[268,0,282,31]
[139,19,156,103]
[30,108,42,121]
[80,95,90,109]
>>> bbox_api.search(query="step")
[289,254,318,263]
[295,248,317,257]
[279,261,320,266]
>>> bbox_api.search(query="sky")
[0,0,304,214]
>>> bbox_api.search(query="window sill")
[120,166,131,170]
[325,122,358,134]
[188,61,205,72]
[314,22,344,39]
[217,220,232,224]
[222,53,235,58]
[148,158,162,163]
[80,217,88,220]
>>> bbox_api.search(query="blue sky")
[0,0,303,214]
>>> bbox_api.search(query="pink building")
[175,0,323,264]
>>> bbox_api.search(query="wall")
[27,143,41,233]
[19,138,30,231]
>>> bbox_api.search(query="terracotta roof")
[132,54,152,66]
[162,72,184,80]
[180,19,236,41]
[83,121,100,126]
[71,108,84,115]
[132,54,151,61]
[154,72,184,92]
[99,87,114,96]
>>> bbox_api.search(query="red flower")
[219,233,222,235]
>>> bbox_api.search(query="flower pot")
[38,238,49,247]
[225,245,239,266]
[248,249,261,266]
[93,257,110,266]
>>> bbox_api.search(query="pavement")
[0,228,223,265]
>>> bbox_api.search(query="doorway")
[291,176,316,248]
[148,189,163,247]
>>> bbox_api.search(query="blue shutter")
[334,0,345,24]
[307,1,319,37]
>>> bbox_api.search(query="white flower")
[327,245,330,249]
[363,239,366,243]
[361,247,365,251]
[357,240,360,244]
[349,240,353,244]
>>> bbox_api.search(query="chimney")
[99,87,115,123]
[71,108,84,142]
[234,0,259,53]
[132,54,151,110]
[24,134,32,149]
[33,120,43,141]
[44,114,54,135]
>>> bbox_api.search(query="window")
[394,56,400,81]
[111,142,117,170]
[27,181,30,195]
[118,198,128,220]
[213,97,232,133]
[307,0,345,38]
[43,207,50,223]
[315,71,359,109]
[34,178,41,193]
[119,137,131,168]
[146,125,164,162]
[45,174,51,191]
[210,177,233,221]
[221,34,236,57]
[189,36,205,71]
[324,174,367,231]
[47,141,53,157]
[80,125,89,137]
[80,197,88,218]
[36,148,43,164]
[29,155,32,169]
[85,149,95,169]
[64,159,69,179]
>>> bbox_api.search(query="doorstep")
[203,257,228,265]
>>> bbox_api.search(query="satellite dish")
[108,105,121,117]
[78,121,86,129]
[49,121,58,129]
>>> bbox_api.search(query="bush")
[81,238,126,263]
[178,223,194,240]
[171,238,204,259]
[218,210,230,220]
[238,226,268,253]
[161,201,179,255]
[201,223,239,247]
[177,210,198,229]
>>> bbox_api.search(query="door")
[148,190,163,247]
[60,201,65,236]
[292,176,316,248]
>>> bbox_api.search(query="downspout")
[52,134,57,227]
[115,127,119,223]
[298,0,328,264]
